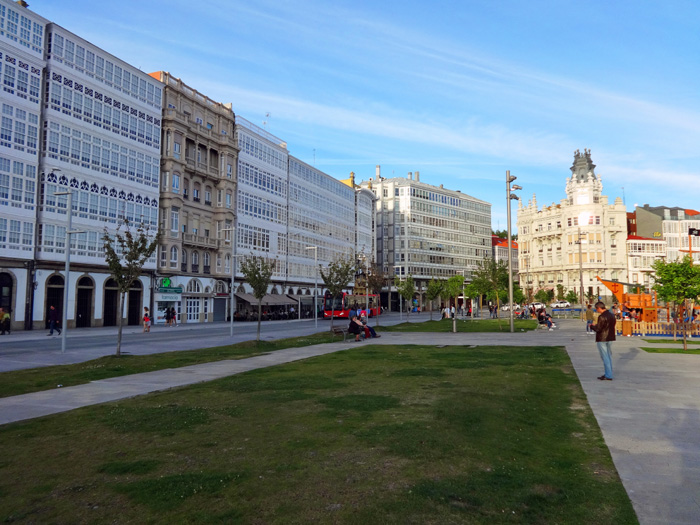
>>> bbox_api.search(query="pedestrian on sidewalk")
[585,304,594,334]
[0,307,9,335]
[143,307,151,333]
[47,305,61,336]
[591,301,616,380]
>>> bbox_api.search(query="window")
[170,207,179,232]
[169,246,178,268]
[173,141,181,159]
[172,173,180,194]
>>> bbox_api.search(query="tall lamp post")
[506,171,522,333]
[577,212,591,315]
[54,190,85,354]
[393,265,403,322]
[305,245,318,330]
[221,228,241,337]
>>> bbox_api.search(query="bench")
[332,326,349,341]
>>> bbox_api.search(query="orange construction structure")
[596,276,658,322]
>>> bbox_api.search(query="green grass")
[641,347,700,354]
[0,344,637,524]
[641,338,700,345]
[0,332,344,399]
[380,318,538,332]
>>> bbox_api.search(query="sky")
[30,0,700,231]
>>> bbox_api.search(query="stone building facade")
[517,150,627,302]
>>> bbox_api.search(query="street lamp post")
[577,212,591,314]
[305,245,318,330]
[54,190,85,354]
[506,171,522,333]
[221,228,241,338]
[393,265,403,322]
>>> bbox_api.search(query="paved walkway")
[1,320,699,524]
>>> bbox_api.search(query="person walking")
[143,307,151,333]
[47,305,61,336]
[0,307,10,335]
[591,301,616,380]
[170,307,178,327]
[585,304,594,334]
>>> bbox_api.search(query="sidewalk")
[0,321,698,524]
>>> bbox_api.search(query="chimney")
[375,165,381,179]
[414,171,420,182]
[408,171,413,180]
[16,1,28,7]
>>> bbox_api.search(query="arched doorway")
[128,280,142,326]
[103,278,119,326]
[45,274,64,328]
[76,276,94,328]
[0,272,13,316]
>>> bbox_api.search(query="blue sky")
[32,0,700,230]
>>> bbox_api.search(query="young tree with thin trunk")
[320,255,356,331]
[471,258,509,329]
[365,261,386,327]
[395,274,416,323]
[426,277,443,321]
[102,220,159,356]
[652,255,700,350]
[444,275,464,333]
[239,255,276,342]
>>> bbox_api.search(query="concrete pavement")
[1,319,699,524]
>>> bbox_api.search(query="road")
[0,311,448,372]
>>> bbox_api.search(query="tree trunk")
[257,300,262,342]
[452,296,457,333]
[429,299,433,321]
[116,291,125,356]
[406,297,410,323]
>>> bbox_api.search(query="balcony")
[203,265,211,275]
[181,262,187,272]
[182,233,217,249]
[191,264,199,273]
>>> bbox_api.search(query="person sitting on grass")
[348,313,364,342]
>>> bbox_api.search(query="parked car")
[530,302,545,311]
[501,303,521,311]
[551,300,571,308]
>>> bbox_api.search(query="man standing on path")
[47,305,61,336]
[591,301,615,380]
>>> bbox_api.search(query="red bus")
[323,292,381,319]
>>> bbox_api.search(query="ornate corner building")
[516,150,628,302]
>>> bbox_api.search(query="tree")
[425,277,444,321]
[556,284,565,300]
[239,255,276,342]
[444,275,464,333]
[492,229,517,241]
[365,261,387,327]
[652,255,700,350]
[534,289,550,304]
[102,220,159,356]
[565,290,579,305]
[320,256,356,331]
[471,258,509,327]
[395,274,416,323]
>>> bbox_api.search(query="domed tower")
[565,148,603,206]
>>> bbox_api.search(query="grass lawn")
[380,318,538,333]
[641,347,700,354]
[0,332,343,399]
[0,344,637,524]
[641,339,700,345]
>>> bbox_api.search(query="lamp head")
[511,184,522,191]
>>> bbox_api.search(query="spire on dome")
[570,148,596,182]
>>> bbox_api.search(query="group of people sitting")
[537,307,556,331]
[347,310,381,342]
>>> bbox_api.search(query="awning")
[234,293,297,306]
[286,294,316,304]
